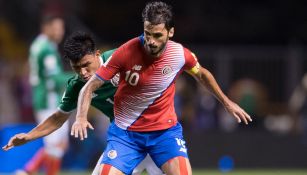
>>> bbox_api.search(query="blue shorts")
[101,122,189,174]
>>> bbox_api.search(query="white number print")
[125,70,140,86]
[175,138,187,153]
[106,98,114,104]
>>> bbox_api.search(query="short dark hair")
[63,31,96,62]
[142,1,174,30]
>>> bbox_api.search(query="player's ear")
[168,27,174,38]
[95,50,101,57]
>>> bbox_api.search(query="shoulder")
[103,49,117,57]
[111,37,141,59]
[30,37,47,55]
[102,49,117,62]
[164,40,185,58]
[168,40,183,48]
[66,75,84,90]
[120,37,142,51]
[30,37,55,57]
[168,40,195,55]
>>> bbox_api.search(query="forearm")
[28,112,69,140]
[197,67,229,106]
[289,86,306,112]
[76,75,103,121]
[189,65,252,124]
[76,86,92,121]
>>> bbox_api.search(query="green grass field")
[55,169,307,175]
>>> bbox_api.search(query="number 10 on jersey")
[125,71,140,86]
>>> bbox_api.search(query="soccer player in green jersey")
[15,15,70,175]
[3,31,163,175]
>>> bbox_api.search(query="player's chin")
[145,46,156,53]
[148,49,160,56]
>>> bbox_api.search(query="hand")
[224,100,252,125]
[2,133,30,151]
[70,119,94,140]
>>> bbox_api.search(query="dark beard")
[146,42,166,57]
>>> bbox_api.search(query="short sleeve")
[96,46,125,81]
[183,47,198,71]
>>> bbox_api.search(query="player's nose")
[147,37,156,45]
[80,68,87,75]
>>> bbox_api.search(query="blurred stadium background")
[0,0,307,174]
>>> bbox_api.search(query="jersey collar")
[139,34,145,46]
[99,55,103,66]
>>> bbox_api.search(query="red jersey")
[96,36,198,131]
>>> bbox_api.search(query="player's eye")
[81,62,91,68]
[153,33,162,38]
[144,31,151,36]
[72,66,79,70]
[84,63,91,67]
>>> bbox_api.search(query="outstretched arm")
[71,75,104,140]
[186,64,252,124]
[2,110,69,151]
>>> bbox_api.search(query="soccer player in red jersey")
[71,1,252,175]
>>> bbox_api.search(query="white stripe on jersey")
[103,55,112,67]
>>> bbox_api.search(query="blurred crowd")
[175,75,296,134]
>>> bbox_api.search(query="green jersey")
[58,49,117,121]
[29,34,70,110]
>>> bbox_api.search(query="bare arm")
[186,64,252,124]
[2,110,69,151]
[71,75,104,140]
[289,73,307,112]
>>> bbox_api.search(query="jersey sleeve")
[58,78,79,113]
[96,46,125,81]
[183,47,200,74]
